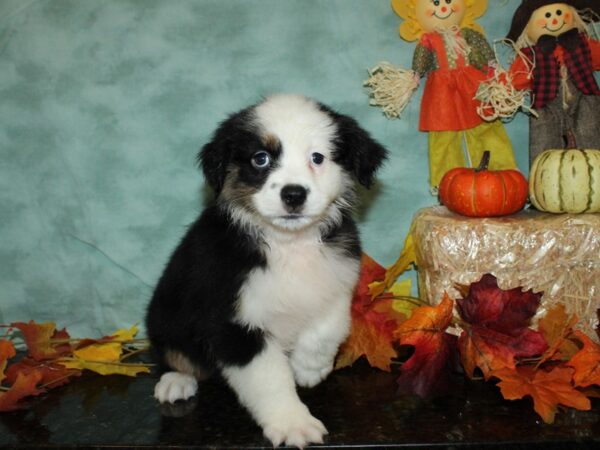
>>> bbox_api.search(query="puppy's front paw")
[263,406,328,449]
[154,371,198,404]
[290,351,333,388]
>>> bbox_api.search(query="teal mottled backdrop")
[1,0,530,336]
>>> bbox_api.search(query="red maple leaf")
[394,294,458,397]
[5,358,81,390]
[457,274,548,379]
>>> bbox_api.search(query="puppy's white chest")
[237,235,358,348]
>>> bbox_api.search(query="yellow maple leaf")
[57,324,149,377]
[73,342,122,362]
[110,324,139,342]
[59,357,150,377]
[369,232,416,299]
[388,278,419,318]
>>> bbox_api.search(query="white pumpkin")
[529,148,600,214]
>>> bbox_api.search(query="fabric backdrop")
[1,0,534,336]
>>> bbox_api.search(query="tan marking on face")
[262,133,280,152]
[221,166,259,207]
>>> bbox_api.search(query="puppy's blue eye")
[251,151,271,169]
[311,152,325,165]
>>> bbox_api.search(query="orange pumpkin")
[439,151,528,217]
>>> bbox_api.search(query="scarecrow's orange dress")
[415,28,492,132]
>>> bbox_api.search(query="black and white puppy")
[146,94,387,448]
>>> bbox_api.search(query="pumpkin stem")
[476,151,491,172]
[565,129,577,149]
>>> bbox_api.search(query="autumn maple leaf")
[0,370,45,412]
[457,274,548,379]
[394,294,458,397]
[538,305,580,365]
[0,339,16,385]
[57,325,150,377]
[336,254,404,371]
[567,331,600,388]
[492,365,591,424]
[4,359,81,390]
[11,321,72,361]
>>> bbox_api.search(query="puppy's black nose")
[280,184,307,211]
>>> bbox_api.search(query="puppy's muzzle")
[280,184,307,213]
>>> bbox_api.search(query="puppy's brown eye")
[311,152,325,165]
[251,151,271,169]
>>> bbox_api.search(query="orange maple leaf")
[394,294,458,397]
[336,254,403,371]
[0,339,16,385]
[0,370,45,412]
[567,331,600,388]
[493,365,591,424]
[335,310,400,371]
[538,305,580,365]
[394,293,454,341]
[459,327,519,380]
[11,321,72,361]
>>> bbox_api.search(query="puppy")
[146,94,387,448]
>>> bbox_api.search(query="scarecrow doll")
[366,0,517,190]
[486,0,600,165]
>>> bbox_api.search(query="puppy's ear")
[328,109,388,188]
[198,107,253,193]
[198,139,230,194]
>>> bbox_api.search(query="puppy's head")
[200,94,387,232]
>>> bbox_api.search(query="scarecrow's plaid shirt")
[521,30,600,109]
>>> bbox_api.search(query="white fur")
[154,372,198,404]
[251,94,348,232]
[236,228,358,355]
[222,339,329,448]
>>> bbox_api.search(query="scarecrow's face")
[415,0,467,32]
[526,3,576,43]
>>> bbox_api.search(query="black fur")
[199,108,283,195]
[319,104,388,188]
[146,205,267,370]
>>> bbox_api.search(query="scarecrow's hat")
[506,0,600,42]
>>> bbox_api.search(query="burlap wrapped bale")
[412,206,600,337]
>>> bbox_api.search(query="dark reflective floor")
[1,360,600,449]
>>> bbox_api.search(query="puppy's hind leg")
[154,350,208,404]
[222,339,327,449]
